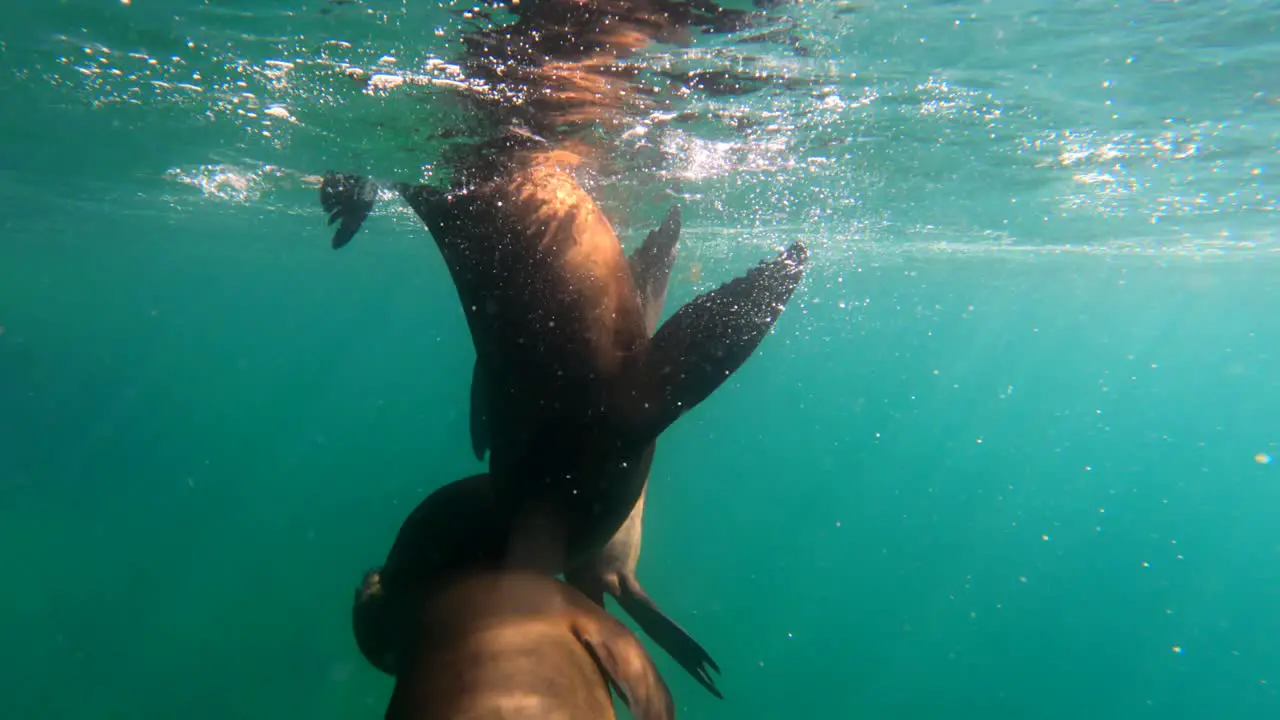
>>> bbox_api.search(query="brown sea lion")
[351,473,508,679]
[327,144,803,695]
[382,569,673,720]
[404,145,806,568]
[323,0,807,699]
[340,193,723,694]
[466,204,719,694]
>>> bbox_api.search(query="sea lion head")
[348,474,518,677]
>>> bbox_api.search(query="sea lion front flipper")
[614,572,723,699]
[320,172,379,250]
[468,357,491,462]
[640,241,808,436]
[627,205,682,335]
[573,616,675,720]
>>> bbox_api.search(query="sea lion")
[348,207,718,695]
[352,473,510,678]
[324,0,807,698]
[465,204,720,695]
[326,146,803,693]
[330,143,806,565]
[382,569,673,720]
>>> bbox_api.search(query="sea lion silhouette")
[322,0,807,700]
[325,143,805,566]
[345,202,723,694]
[328,145,803,696]
[465,202,718,694]
[382,569,673,720]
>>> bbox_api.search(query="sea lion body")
[408,152,657,565]
[352,194,722,692]
[332,150,805,696]
[323,7,807,699]
[395,147,804,571]
[574,481,646,599]
[387,571,672,720]
[324,0,809,578]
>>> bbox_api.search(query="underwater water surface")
[1,1,1278,718]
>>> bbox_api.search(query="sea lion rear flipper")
[320,172,379,250]
[627,205,682,335]
[614,572,723,699]
[640,241,808,436]
[468,357,491,462]
[574,617,675,720]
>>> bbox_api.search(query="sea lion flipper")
[468,357,491,462]
[614,572,723,699]
[627,205,682,335]
[641,241,808,435]
[573,618,675,720]
[320,172,379,250]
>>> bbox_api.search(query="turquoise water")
[2,1,1278,718]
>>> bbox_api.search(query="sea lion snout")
[353,566,403,675]
[356,568,383,602]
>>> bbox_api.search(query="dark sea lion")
[465,205,723,695]
[327,146,803,692]
[384,569,673,720]
[320,172,377,251]
[327,149,798,691]
[437,0,790,173]
[346,204,719,694]
[326,0,806,699]
[398,146,805,567]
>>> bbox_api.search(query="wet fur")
[386,571,672,720]
[478,204,724,694]
[389,147,806,576]
[339,151,804,699]
[352,199,723,694]
[324,0,807,703]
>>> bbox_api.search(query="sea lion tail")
[614,572,724,699]
[638,240,808,436]
[320,171,380,250]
